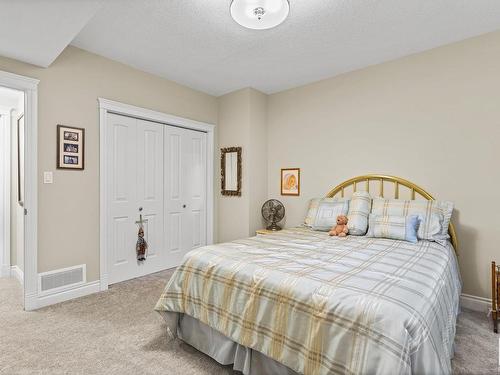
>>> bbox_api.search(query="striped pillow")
[371,198,453,242]
[312,200,350,231]
[304,197,346,227]
[366,215,420,243]
[347,191,372,235]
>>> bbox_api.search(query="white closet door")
[107,113,137,284]
[183,129,207,252]
[164,126,207,267]
[135,119,164,275]
[106,114,164,284]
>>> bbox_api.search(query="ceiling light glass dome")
[230,0,290,30]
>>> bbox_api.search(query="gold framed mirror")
[221,147,242,196]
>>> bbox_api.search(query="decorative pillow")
[304,197,343,227]
[371,198,453,242]
[366,215,420,243]
[312,200,350,231]
[347,191,372,235]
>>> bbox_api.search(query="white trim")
[0,69,39,311]
[10,265,23,286]
[0,107,11,278]
[98,98,215,134]
[98,98,215,291]
[206,129,214,246]
[460,293,491,313]
[37,264,87,297]
[36,280,100,309]
[0,70,38,91]
[99,106,108,292]
[24,86,38,309]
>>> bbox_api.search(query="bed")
[155,175,462,375]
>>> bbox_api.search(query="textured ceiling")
[71,0,500,95]
[2,1,500,95]
[0,0,103,67]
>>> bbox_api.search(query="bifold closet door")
[164,126,207,268]
[106,113,164,284]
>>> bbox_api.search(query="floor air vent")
[38,264,86,294]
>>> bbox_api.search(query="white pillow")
[304,197,342,227]
[312,200,350,231]
[371,198,453,242]
[347,191,372,235]
[366,214,420,243]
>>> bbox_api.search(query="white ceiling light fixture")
[230,0,290,30]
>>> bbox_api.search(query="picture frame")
[281,168,300,196]
[17,114,24,205]
[57,125,85,170]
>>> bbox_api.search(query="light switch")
[43,171,53,184]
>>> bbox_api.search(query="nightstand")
[492,261,499,333]
[256,229,280,235]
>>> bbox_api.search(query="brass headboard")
[325,174,458,251]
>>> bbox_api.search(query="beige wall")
[248,89,268,235]
[0,46,217,282]
[1,30,497,299]
[217,88,267,242]
[218,89,250,242]
[267,30,500,299]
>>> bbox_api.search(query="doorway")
[99,98,215,291]
[0,70,38,310]
[0,86,25,302]
[105,113,208,284]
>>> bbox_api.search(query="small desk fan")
[261,199,285,231]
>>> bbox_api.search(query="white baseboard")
[460,293,491,313]
[10,265,23,286]
[0,264,10,277]
[35,280,101,309]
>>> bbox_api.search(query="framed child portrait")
[281,168,300,196]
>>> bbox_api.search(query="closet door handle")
[183,204,186,208]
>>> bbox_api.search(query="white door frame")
[0,70,39,311]
[98,98,215,291]
[0,106,11,278]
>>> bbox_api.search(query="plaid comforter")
[155,228,461,375]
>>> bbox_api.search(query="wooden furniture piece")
[256,229,278,235]
[492,261,499,333]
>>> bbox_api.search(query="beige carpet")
[0,269,497,374]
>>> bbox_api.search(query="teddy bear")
[329,215,349,237]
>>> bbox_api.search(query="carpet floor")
[0,269,497,374]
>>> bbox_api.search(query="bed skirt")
[164,311,299,375]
